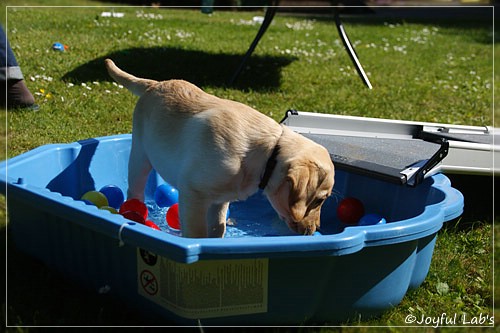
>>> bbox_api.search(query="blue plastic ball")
[154,183,179,208]
[99,185,125,209]
[358,213,387,226]
[52,42,65,51]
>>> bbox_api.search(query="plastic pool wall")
[1,134,464,325]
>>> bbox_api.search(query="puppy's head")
[267,143,334,235]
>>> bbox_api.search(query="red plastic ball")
[119,198,148,219]
[166,203,180,230]
[337,197,365,224]
[121,210,145,224]
[145,220,161,230]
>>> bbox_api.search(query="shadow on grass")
[62,46,297,91]
[279,7,493,45]
[443,174,497,231]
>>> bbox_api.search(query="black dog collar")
[259,142,281,190]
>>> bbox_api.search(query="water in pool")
[146,191,297,237]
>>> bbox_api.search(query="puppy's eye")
[311,198,325,208]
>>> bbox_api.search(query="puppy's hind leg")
[127,140,152,201]
[207,202,229,238]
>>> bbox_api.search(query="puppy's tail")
[104,59,157,97]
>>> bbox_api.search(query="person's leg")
[1,24,35,109]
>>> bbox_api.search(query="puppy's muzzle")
[285,214,320,235]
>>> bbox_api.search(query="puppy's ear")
[287,164,311,222]
[267,177,292,220]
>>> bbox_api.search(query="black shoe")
[1,79,38,110]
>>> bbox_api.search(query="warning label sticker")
[140,269,158,296]
[137,248,268,319]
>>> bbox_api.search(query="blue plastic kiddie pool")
[0,134,463,325]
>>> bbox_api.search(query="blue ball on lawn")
[154,183,179,208]
[99,185,125,210]
[358,213,387,226]
[52,42,65,51]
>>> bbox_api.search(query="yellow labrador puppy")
[105,59,334,238]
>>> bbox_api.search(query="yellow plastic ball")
[81,191,109,208]
[99,206,118,214]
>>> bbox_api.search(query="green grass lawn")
[1,3,494,156]
[1,1,496,330]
